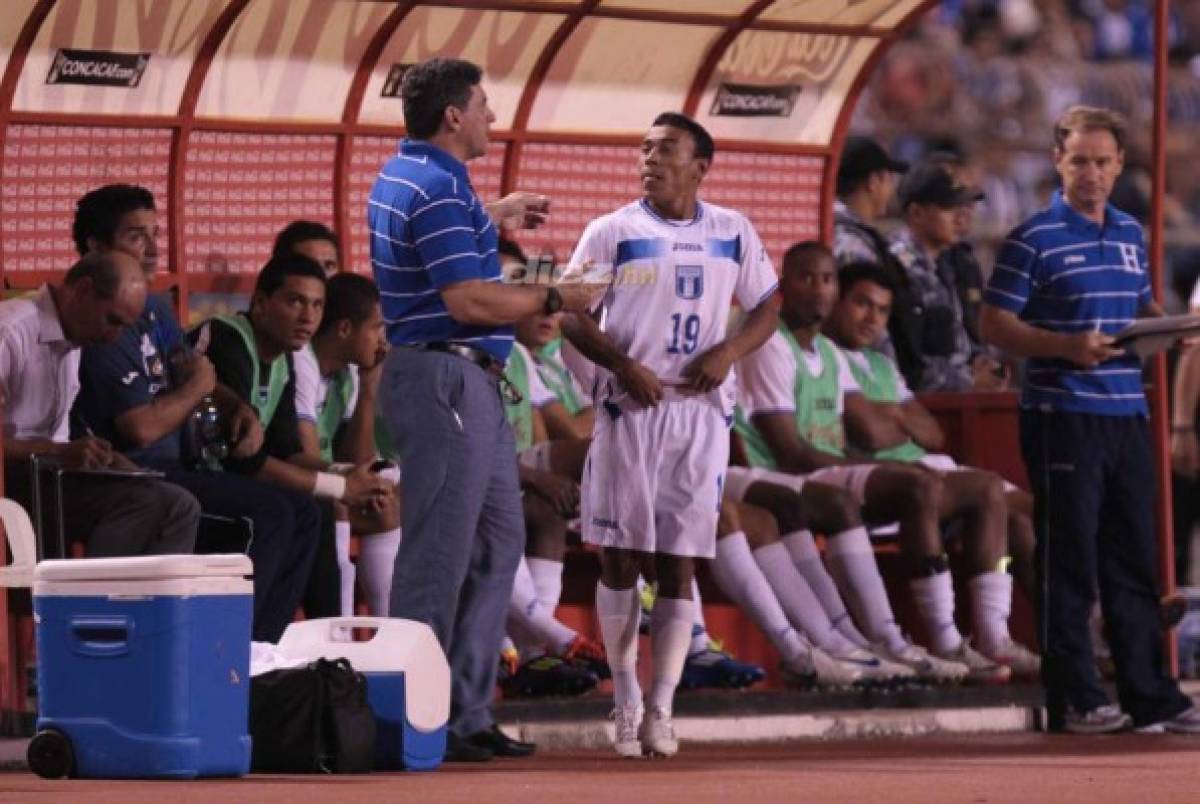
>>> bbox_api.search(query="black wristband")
[543,286,563,315]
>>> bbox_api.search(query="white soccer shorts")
[581,398,728,558]
[722,465,807,502]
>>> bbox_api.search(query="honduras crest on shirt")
[675,264,703,299]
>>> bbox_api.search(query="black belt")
[417,341,504,378]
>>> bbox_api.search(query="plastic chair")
[0,497,36,587]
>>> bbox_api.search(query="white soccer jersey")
[567,198,778,414]
[737,331,860,417]
[293,344,360,425]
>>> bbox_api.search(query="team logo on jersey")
[675,264,704,300]
[1118,243,1141,273]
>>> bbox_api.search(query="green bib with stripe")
[307,346,355,463]
[536,338,585,415]
[217,314,288,427]
[734,328,845,468]
[504,345,534,453]
[844,348,926,463]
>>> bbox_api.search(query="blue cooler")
[30,554,253,779]
[278,616,449,770]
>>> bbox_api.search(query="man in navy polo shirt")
[981,105,1198,734]
[368,57,599,761]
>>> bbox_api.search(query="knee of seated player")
[522,493,567,560]
[746,481,808,534]
[654,554,695,599]
[799,481,861,534]
[599,547,645,589]
[739,502,780,550]
[717,500,742,537]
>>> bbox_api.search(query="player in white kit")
[561,113,780,758]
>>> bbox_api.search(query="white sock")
[647,595,694,713]
[824,526,907,652]
[509,557,576,655]
[752,540,856,654]
[596,581,642,709]
[689,577,709,655]
[334,520,356,617]
[969,571,1014,654]
[358,526,401,616]
[910,570,964,655]
[528,557,565,619]
[711,533,809,664]
[782,530,870,649]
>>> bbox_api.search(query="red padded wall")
[182,131,337,275]
[1,124,171,275]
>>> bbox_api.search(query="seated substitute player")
[194,254,393,621]
[273,219,340,278]
[734,241,1014,684]
[824,260,1040,678]
[292,271,402,619]
[560,112,781,758]
[70,186,321,641]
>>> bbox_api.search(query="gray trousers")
[380,348,524,737]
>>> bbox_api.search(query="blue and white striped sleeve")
[984,231,1036,314]
[410,176,485,289]
[1136,230,1153,307]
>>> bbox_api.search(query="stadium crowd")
[2,41,1199,764]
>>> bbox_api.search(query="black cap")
[897,160,985,208]
[837,136,909,187]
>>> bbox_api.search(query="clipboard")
[1113,314,1200,359]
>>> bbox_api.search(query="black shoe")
[464,724,536,758]
[444,733,494,762]
[500,655,598,698]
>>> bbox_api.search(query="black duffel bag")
[249,657,376,773]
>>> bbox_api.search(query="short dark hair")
[651,112,715,162]
[317,273,380,336]
[838,261,896,299]
[497,237,527,266]
[254,253,327,297]
[72,184,156,256]
[273,220,339,260]
[402,58,483,140]
[63,252,126,300]
[782,240,834,275]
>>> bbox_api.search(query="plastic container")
[29,554,253,779]
[277,616,449,771]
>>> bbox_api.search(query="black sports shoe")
[501,655,598,698]
[464,724,536,758]
[444,733,494,762]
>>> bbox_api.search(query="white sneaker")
[1136,704,1200,735]
[841,647,916,683]
[873,640,968,683]
[638,706,679,757]
[611,705,644,758]
[935,640,1012,685]
[979,637,1041,680]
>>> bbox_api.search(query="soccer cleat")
[562,634,611,680]
[679,642,766,690]
[638,706,679,757]
[778,655,817,689]
[611,705,644,758]
[637,581,657,635]
[980,637,1041,680]
[935,640,1012,685]
[500,655,598,699]
[1137,704,1200,735]
[1063,704,1132,735]
[871,640,968,684]
[498,645,520,683]
[830,646,916,685]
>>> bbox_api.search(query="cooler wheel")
[27,729,74,779]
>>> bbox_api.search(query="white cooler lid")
[34,554,252,582]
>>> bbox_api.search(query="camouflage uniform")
[888,226,976,391]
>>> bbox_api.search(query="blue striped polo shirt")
[984,191,1151,416]
[367,139,512,360]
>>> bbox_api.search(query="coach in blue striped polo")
[368,57,599,762]
[981,105,1197,735]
